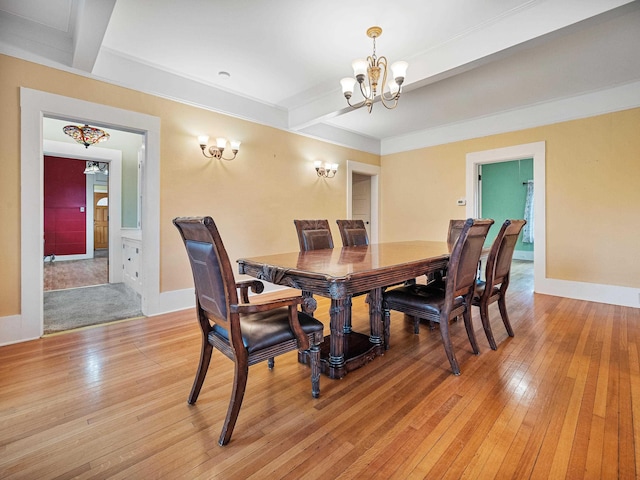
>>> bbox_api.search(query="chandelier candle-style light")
[198,136,241,161]
[340,26,408,113]
[63,124,110,148]
[83,161,109,175]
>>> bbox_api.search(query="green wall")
[481,158,533,254]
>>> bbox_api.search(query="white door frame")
[18,88,160,343]
[346,160,381,244]
[465,141,546,292]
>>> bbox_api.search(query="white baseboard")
[0,315,39,347]
[537,278,640,309]
[47,254,93,261]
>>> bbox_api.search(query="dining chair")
[430,219,466,284]
[336,219,369,247]
[293,219,334,251]
[335,219,371,331]
[173,216,324,446]
[382,218,494,375]
[472,219,526,350]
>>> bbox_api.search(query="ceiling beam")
[72,0,116,72]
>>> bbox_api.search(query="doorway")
[478,158,534,260]
[351,173,372,239]
[466,141,546,292]
[94,190,109,251]
[42,155,111,293]
[347,160,380,243]
[41,121,144,333]
[17,88,161,344]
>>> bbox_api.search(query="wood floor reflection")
[3,261,640,478]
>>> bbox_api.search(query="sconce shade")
[63,124,110,148]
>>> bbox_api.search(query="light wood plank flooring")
[1,262,639,479]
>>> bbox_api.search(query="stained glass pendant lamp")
[63,124,110,148]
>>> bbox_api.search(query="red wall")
[44,156,87,256]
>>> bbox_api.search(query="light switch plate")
[457,198,466,206]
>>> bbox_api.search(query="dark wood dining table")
[237,241,450,379]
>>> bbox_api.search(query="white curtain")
[523,180,534,243]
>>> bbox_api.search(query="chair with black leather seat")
[173,216,324,446]
[382,218,494,375]
[336,219,369,247]
[294,219,334,251]
[335,219,370,330]
[472,219,526,350]
[430,219,466,286]
[446,219,466,251]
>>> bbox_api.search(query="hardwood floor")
[1,262,639,479]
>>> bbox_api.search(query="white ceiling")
[2,0,639,154]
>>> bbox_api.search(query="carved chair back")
[172,216,243,354]
[294,219,334,251]
[484,219,527,291]
[336,219,369,247]
[446,218,495,301]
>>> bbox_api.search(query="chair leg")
[268,357,275,369]
[219,360,249,446]
[438,319,460,375]
[479,301,498,350]
[497,295,515,338]
[462,307,480,354]
[188,339,213,404]
[412,315,420,334]
[309,343,321,398]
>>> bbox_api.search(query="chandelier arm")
[379,95,400,110]
[378,56,401,109]
[345,96,368,110]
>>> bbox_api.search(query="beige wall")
[381,109,640,288]
[3,53,638,320]
[0,54,379,316]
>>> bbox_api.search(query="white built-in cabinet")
[122,230,142,294]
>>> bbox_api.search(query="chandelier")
[63,124,110,148]
[340,26,408,113]
[83,161,109,175]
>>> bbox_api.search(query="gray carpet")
[44,283,143,334]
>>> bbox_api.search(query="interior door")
[94,192,109,250]
[351,173,372,237]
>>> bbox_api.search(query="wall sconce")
[198,135,240,161]
[314,161,339,178]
